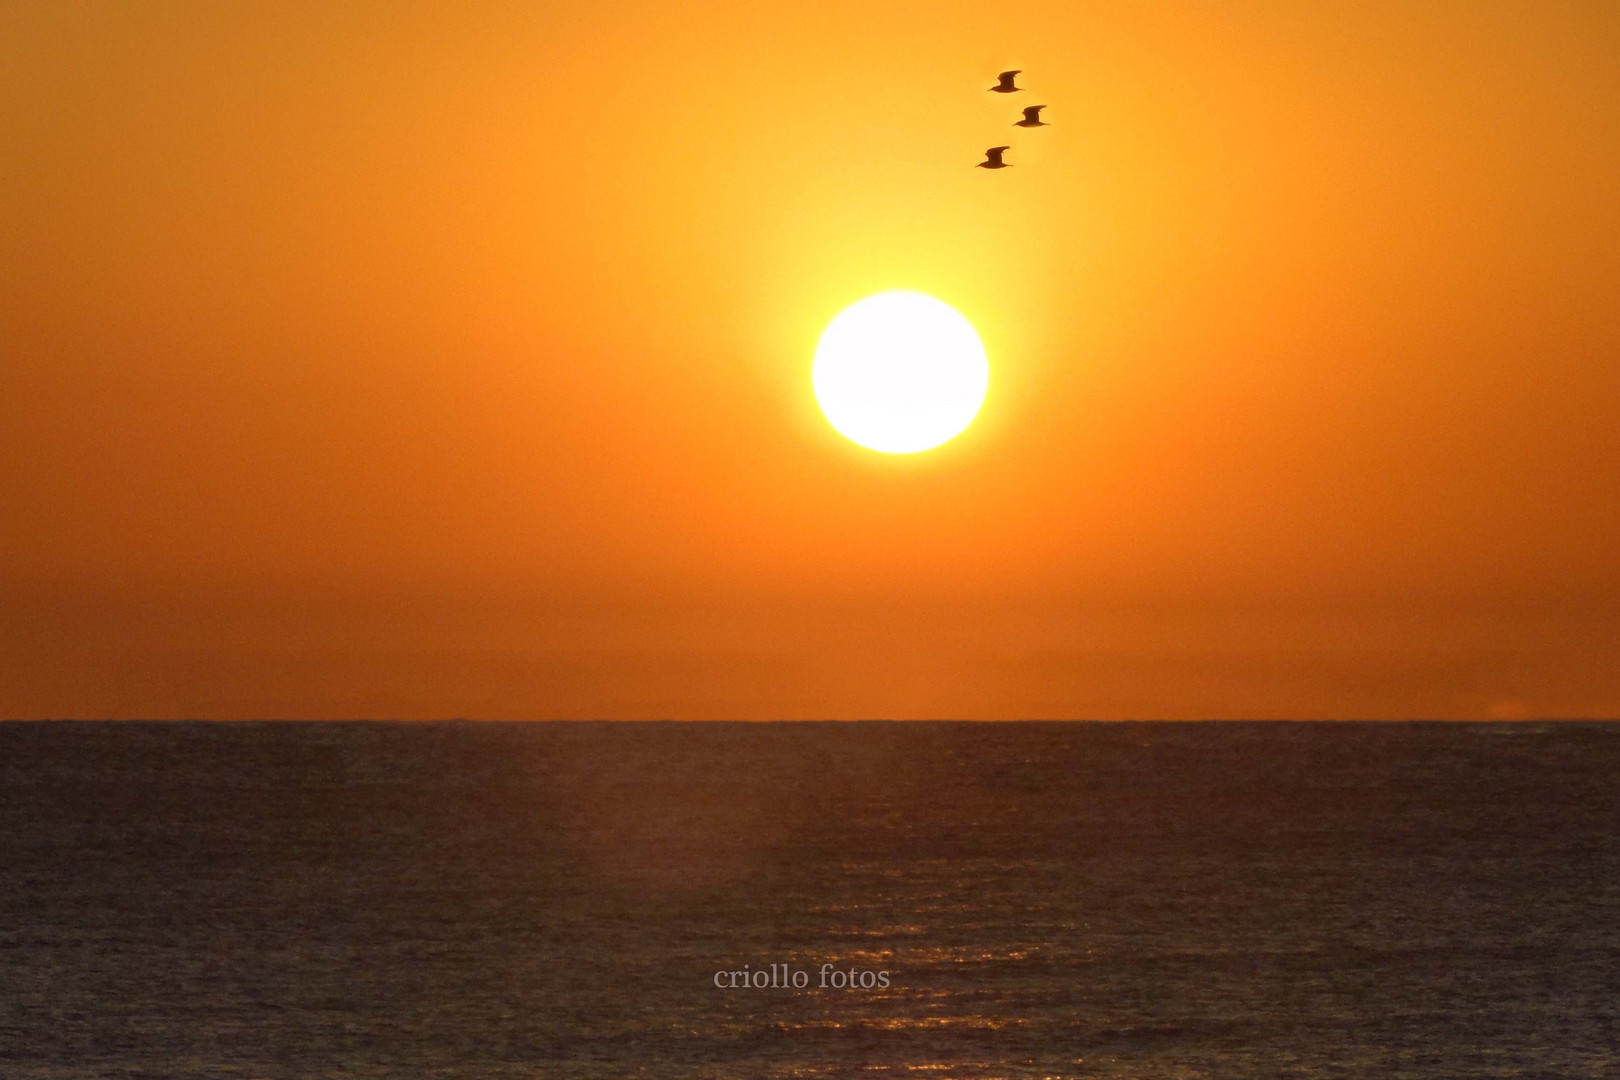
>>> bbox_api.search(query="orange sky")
[3,1,1618,718]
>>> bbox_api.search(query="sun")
[812,291,990,454]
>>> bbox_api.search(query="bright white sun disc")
[812,291,989,454]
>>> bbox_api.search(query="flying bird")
[1014,105,1048,127]
[988,70,1023,93]
[976,146,1011,169]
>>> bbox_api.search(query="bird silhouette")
[976,146,1011,169]
[1014,104,1048,127]
[988,70,1023,93]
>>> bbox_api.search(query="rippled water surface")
[3,721,1618,1077]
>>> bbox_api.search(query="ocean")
[2,720,1616,1078]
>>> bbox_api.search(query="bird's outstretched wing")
[988,145,1011,153]
[998,70,1021,79]
[1022,105,1045,120]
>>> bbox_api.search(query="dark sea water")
[2,721,1617,1079]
